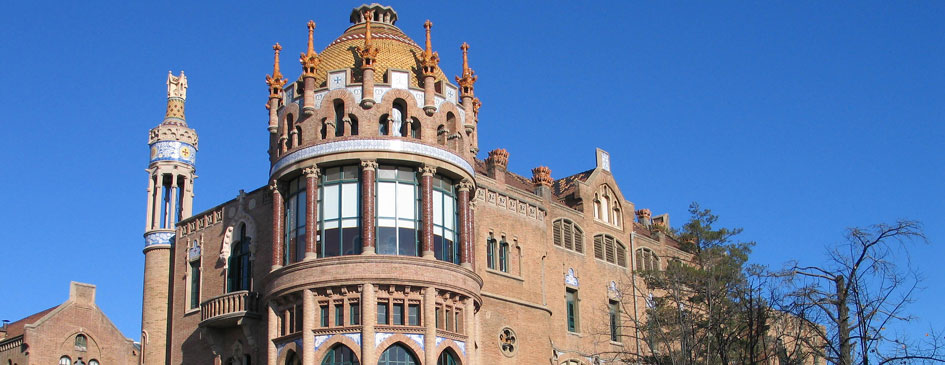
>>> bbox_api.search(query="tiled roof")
[472,159,536,195]
[1,306,56,341]
[553,169,593,198]
[314,23,448,89]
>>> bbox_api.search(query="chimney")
[1,320,9,339]
[486,148,509,184]
[531,166,553,198]
[635,208,652,227]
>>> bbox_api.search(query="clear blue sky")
[1,1,942,341]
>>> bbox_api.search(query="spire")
[300,20,320,78]
[455,42,477,97]
[163,71,188,126]
[357,10,379,69]
[419,20,439,76]
[266,43,287,97]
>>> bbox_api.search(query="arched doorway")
[378,343,418,365]
[321,344,359,365]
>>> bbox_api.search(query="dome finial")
[163,71,188,125]
[300,20,320,78]
[455,42,477,97]
[420,20,440,76]
[357,10,380,69]
[266,43,287,95]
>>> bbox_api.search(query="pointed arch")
[437,347,461,365]
[378,342,420,365]
[320,343,360,365]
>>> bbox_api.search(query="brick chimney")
[486,148,509,184]
[635,208,652,227]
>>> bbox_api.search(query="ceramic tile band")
[150,141,196,166]
[145,231,175,248]
[271,139,474,177]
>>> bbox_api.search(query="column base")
[423,105,436,116]
[270,264,283,271]
[304,252,317,261]
[422,250,435,259]
[361,250,376,255]
[461,262,472,270]
[302,106,315,114]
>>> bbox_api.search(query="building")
[139,4,796,365]
[0,282,140,365]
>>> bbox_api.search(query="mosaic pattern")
[435,337,467,356]
[271,139,474,176]
[565,268,579,287]
[375,332,424,350]
[149,141,196,166]
[144,231,175,248]
[313,333,362,353]
[187,244,201,262]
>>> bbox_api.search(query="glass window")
[566,288,579,332]
[609,300,621,341]
[349,302,360,325]
[408,304,420,326]
[486,235,496,270]
[320,305,329,327]
[228,224,252,292]
[445,308,452,331]
[334,304,344,326]
[76,334,88,350]
[378,344,418,365]
[376,166,419,256]
[321,344,359,365]
[284,176,307,265]
[377,303,389,325]
[320,166,361,257]
[60,357,71,365]
[89,361,99,365]
[437,350,458,365]
[189,259,200,309]
[432,176,459,264]
[392,303,404,325]
[499,240,509,273]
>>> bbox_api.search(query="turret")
[357,10,380,108]
[142,71,198,365]
[266,43,287,133]
[300,21,320,113]
[419,20,440,115]
[456,43,480,153]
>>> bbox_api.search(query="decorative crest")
[357,10,380,69]
[266,43,287,97]
[455,42,477,97]
[167,71,188,100]
[531,166,553,187]
[472,97,482,117]
[300,20,320,77]
[487,148,509,168]
[419,20,440,76]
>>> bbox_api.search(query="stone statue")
[390,107,403,136]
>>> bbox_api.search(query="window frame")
[552,218,585,254]
[375,166,420,257]
[319,166,362,257]
[593,234,628,268]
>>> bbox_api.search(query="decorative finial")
[357,10,380,69]
[167,71,188,100]
[420,20,440,76]
[266,43,287,96]
[163,71,188,125]
[531,166,553,187]
[455,42,477,97]
[300,20,320,77]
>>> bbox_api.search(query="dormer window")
[594,185,622,228]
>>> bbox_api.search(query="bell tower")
[141,71,198,365]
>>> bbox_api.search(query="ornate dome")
[312,4,448,89]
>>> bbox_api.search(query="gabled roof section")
[0,306,57,342]
[553,168,594,198]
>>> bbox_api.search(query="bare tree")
[777,220,944,364]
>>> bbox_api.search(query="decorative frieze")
[149,140,196,166]
[179,207,225,235]
[475,186,545,223]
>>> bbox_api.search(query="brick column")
[469,202,477,270]
[302,289,315,365]
[146,172,155,230]
[420,165,436,258]
[360,160,377,254]
[458,180,473,268]
[270,180,284,270]
[361,283,377,365]
[465,298,476,363]
[268,302,278,365]
[423,287,437,365]
[303,166,319,260]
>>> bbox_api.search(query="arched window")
[378,344,418,365]
[321,344,359,365]
[432,176,459,264]
[486,234,497,270]
[284,175,307,265]
[552,219,584,253]
[285,349,301,365]
[59,357,71,365]
[89,360,99,365]
[348,114,359,136]
[286,114,296,148]
[409,118,420,138]
[379,114,389,135]
[437,349,460,365]
[189,251,201,309]
[75,334,87,351]
[635,247,659,271]
[594,185,622,227]
[228,224,253,292]
[498,239,509,273]
[320,166,361,257]
[376,166,419,256]
[334,100,345,137]
[594,234,627,267]
[436,125,446,145]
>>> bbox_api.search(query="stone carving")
[531,166,553,187]
[167,71,187,99]
[390,107,403,136]
[220,226,234,267]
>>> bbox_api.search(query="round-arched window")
[499,327,517,357]
[59,357,71,365]
[75,334,87,351]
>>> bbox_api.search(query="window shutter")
[616,242,626,267]
[635,249,643,271]
[574,228,584,253]
[605,236,616,263]
[553,220,562,246]
[563,222,573,250]
[594,235,604,259]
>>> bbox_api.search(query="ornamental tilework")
[565,268,579,287]
[149,141,196,166]
[271,139,474,176]
[144,231,175,248]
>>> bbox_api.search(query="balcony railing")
[200,290,260,327]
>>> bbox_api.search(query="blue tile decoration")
[313,333,361,353]
[271,139,474,176]
[565,268,579,287]
[144,231,175,248]
[149,141,196,166]
[435,337,466,356]
[314,335,330,352]
[343,333,362,346]
[375,332,424,351]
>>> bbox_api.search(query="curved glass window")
[284,176,307,265]
[376,166,419,256]
[432,176,459,263]
[59,357,71,365]
[379,344,418,365]
[437,349,459,365]
[228,224,252,292]
[320,166,361,257]
[321,344,359,365]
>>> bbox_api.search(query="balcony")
[199,290,260,328]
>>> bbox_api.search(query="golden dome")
[313,5,448,89]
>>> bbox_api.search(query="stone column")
[465,298,476,364]
[302,289,315,365]
[270,180,284,270]
[168,176,179,227]
[420,165,436,258]
[268,303,278,365]
[181,174,195,219]
[469,202,477,270]
[302,76,316,112]
[360,160,377,254]
[361,68,376,108]
[423,287,437,365]
[153,173,164,229]
[458,180,472,268]
[303,166,319,260]
[146,172,155,231]
[423,75,436,116]
[361,283,377,365]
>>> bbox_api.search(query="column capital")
[419,164,437,176]
[458,179,474,192]
[303,165,320,178]
[269,179,279,192]
[360,160,378,171]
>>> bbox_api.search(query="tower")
[142,71,197,365]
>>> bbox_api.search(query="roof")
[1,306,56,341]
[553,168,594,198]
[314,22,449,89]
